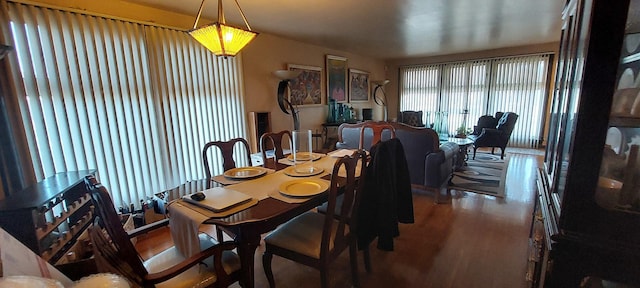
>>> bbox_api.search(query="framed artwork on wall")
[348,69,370,102]
[326,55,348,103]
[287,64,323,106]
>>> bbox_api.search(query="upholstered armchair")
[470,113,501,136]
[398,110,425,127]
[469,112,518,159]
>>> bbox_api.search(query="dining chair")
[359,122,396,150]
[202,137,252,241]
[262,150,368,288]
[85,176,242,288]
[259,130,292,170]
[319,122,394,272]
[203,138,253,180]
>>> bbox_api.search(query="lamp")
[0,44,12,60]
[188,0,258,57]
[274,70,303,130]
[372,79,390,121]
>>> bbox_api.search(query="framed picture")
[326,55,348,103]
[348,69,370,102]
[287,64,323,106]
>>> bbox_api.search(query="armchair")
[469,112,518,159]
[398,111,425,127]
[470,114,500,136]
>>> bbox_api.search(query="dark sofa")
[335,121,459,201]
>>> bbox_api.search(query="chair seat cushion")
[143,233,241,288]
[264,212,347,259]
[316,194,344,216]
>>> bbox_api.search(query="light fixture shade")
[372,79,390,86]
[273,70,302,80]
[189,22,258,57]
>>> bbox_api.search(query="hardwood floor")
[135,148,543,288]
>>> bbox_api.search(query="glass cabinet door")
[544,0,585,213]
[598,32,640,214]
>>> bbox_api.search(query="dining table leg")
[236,231,262,288]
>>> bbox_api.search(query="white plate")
[328,149,356,158]
[606,127,623,154]
[223,167,268,179]
[283,166,324,177]
[286,152,322,161]
[328,149,368,158]
[279,178,330,197]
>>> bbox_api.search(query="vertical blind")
[5,2,249,208]
[400,54,550,148]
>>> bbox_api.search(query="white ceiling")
[127,0,565,60]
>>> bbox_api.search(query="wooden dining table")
[159,152,347,288]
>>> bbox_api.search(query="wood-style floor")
[135,148,543,288]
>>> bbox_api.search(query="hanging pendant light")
[188,0,258,57]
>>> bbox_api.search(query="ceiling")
[127,0,565,60]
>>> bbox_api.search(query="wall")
[241,34,386,150]
[384,42,560,121]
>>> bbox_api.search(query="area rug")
[448,152,510,198]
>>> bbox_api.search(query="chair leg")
[500,148,505,159]
[473,147,477,159]
[363,246,372,273]
[320,267,329,288]
[262,251,275,288]
[491,147,495,154]
[349,242,360,287]
[216,226,224,242]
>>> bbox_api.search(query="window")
[5,3,249,208]
[400,54,551,148]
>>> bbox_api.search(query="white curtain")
[488,56,550,148]
[400,54,550,148]
[399,65,441,126]
[5,2,248,208]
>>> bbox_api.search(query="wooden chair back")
[259,130,292,169]
[262,150,369,287]
[85,176,148,286]
[202,138,252,179]
[359,123,396,149]
[323,150,369,259]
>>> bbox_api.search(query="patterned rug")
[448,152,510,197]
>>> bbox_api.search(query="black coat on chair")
[357,138,414,251]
